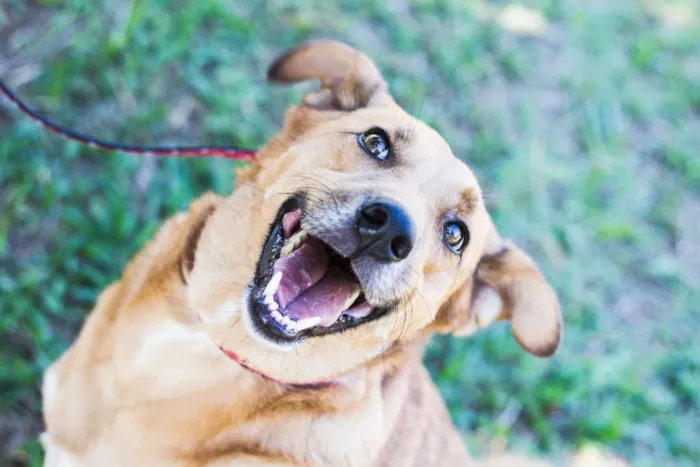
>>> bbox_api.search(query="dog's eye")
[443,221,468,253]
[358,128,391,161]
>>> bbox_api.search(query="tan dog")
[41,41,564,466]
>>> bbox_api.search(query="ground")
[1,1,699,466]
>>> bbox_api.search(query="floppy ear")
[438,236,563,357]
[267,40,393,110]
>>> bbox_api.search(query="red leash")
[0,78,257,161]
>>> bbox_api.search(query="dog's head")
[184,41,562,384]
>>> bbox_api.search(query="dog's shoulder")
[42,192,226,462]
[120,191,224,293]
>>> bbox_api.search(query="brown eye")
[443,221,468,253]
[358,128,391,161]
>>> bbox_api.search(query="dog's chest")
[202,384,392,467]
[111,322,390,466]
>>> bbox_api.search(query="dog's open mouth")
[249,197,385,342]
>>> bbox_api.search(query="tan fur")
[42,41,571,466]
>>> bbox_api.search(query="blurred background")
[1,1,698,466]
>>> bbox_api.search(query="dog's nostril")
[360,204,389,228]
[356,198,415,263]
[390,236,412,261]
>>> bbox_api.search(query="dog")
[41,40,564,466]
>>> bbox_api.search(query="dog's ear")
[267,40,393,110]
[436,233,562,357]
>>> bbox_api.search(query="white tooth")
[281,316,291,326]
[271,310,283,321]
[264,294,275,305]
[294,317,321,331]
[342,288,362,310]
[263,271,283,297]
[268,302,279,311]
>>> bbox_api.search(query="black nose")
[356,198,415,262]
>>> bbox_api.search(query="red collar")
[219,347,334,390]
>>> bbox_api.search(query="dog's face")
[185,41,562,383]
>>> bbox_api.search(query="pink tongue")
[273,238,329,309]
[285,267,360,326]
[270,225,371,328]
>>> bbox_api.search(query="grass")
[1,0,699,465]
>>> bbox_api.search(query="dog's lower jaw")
[239,285,298,351]
[230,286,386,387]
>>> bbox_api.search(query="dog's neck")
[219,346,336,389]
[214,329,429,394]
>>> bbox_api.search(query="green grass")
[1,1,699,465]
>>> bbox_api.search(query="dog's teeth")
[263,271,283,297]
[264,295,280,311]
[281,229,308,256]
[281,316,291,326]
[271,310,283,321]
[342,287,362,310]
[295,317,321,331]
[280,242,294,256]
